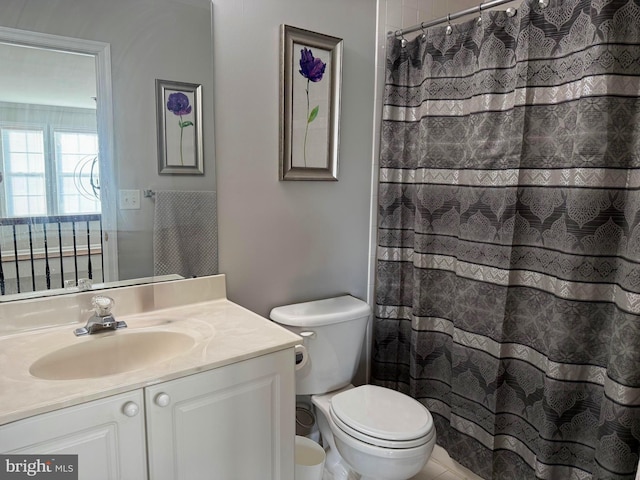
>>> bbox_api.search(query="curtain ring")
[538,0,550,7]
[420,22,427,41]
[506,6,517,17]
[476,2,483,25]
[395,30,408,48]
[445,13,453,35]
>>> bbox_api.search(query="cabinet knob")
[122,401,139,417]
[155,392,171,407]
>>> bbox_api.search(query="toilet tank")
[270,295,371,395]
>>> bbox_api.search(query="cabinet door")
[145,348,295,480]
[0,390,147,480]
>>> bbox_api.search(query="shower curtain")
[372,1,640,479]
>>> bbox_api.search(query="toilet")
[270,295,436,480]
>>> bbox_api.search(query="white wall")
[213,0,377,320]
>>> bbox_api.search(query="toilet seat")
[329,385,434,449]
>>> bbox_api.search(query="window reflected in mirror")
[2,128,100,217]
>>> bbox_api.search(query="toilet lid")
[330,385,434,446]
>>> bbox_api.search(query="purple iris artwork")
[299,47,326,166]
[166,92,194,165]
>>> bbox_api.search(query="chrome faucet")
[74,295,127,336]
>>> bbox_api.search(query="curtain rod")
[388,0,549,38]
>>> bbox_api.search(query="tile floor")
[410,445,483,480]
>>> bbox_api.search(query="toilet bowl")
[270,296,437,480]
[312,385,435,480]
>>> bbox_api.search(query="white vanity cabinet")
[0,390,148,480]
[0,348,295,480]
[145,348,295,480]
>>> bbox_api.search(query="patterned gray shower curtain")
[372,1,640,479]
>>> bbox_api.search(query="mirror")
[0,0,217,301]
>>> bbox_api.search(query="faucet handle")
[92,295,115,316]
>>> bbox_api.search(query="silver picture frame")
[156,79,204,175]
[279,25,343,181]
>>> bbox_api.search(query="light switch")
[119,189,141,210]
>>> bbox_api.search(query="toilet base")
[321,465,417,480]
[333,431,432,480]
[324,456,354,480]
[320,464,360,480]
[317,401,357,480]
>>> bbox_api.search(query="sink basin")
[29,331,195,380]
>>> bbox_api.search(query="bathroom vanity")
[0,275,300,480]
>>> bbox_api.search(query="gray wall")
[213,0,376,318]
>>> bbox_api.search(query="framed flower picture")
[279,25,343,181]
[156,79,204,175]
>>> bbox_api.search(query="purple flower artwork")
[299,47,326,82]
[299,47,326,166]
[167,92,194,165]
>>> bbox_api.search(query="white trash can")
[295,435,325,480]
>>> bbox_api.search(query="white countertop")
[0,277,301,426]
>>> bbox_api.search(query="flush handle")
[299,331,316,339]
